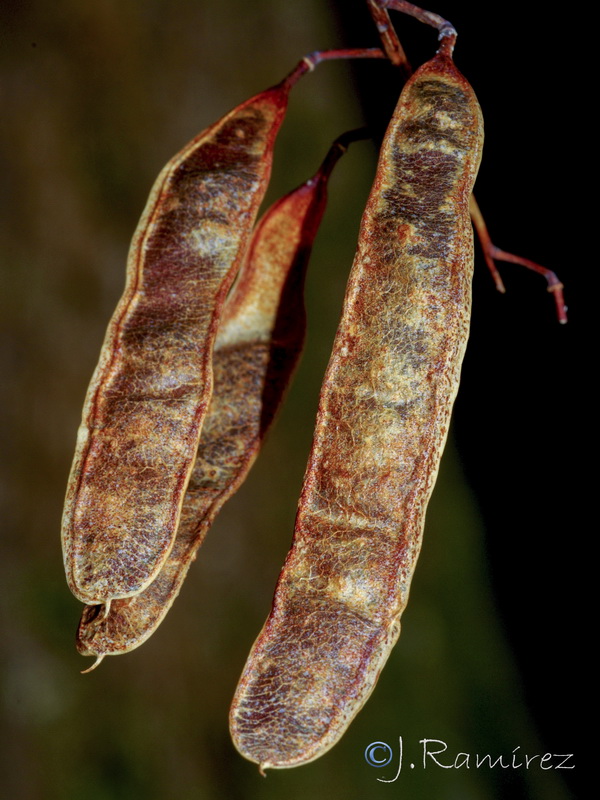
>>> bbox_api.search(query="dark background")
[1,1,585,798]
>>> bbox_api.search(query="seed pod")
[76,136,350,666]
[61,43,384,611]
[61,83,291,607]
[230,44,484,769]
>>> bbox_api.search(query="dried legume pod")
[62,47,383,611]
[61,83,293,608]
[230,33,484,770]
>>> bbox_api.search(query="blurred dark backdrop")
[1,1,584,798]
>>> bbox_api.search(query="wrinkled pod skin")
[230,49,484,770]
[76,157,335,663]
[62,83,290,607]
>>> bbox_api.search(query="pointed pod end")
[80,654,105,674]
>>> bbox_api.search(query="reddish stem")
[469,196,567,324]
[366,0,412,75]
[318,128,371,180]
[283,47,385,89]
[370,0,457,55]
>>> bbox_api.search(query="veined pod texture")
[76,147,339,663]
[230,47,484,769]
[61,82,290,607]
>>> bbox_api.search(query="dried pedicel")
[230,30,484,769]
[76,135,355,667]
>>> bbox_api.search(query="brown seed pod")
[61,44,384,612]
[60,82,292,607]
[75,136,351,667]
[229,41,484,769]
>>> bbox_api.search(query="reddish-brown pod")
[61,82,291,607]
[75,138,349,666]
[230,40,484,769]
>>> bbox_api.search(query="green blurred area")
[0,2,576,798]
